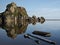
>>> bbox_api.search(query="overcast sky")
[0,0,60,19]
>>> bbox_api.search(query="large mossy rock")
[5,2,28,16]
[0,2,45,28]
[0,2,28,27]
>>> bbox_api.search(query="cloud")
[27,8,60,19]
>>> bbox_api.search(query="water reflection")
[0,17,45,39]
[0,20,28,39]
[0,14,56,45]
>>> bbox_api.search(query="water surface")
[0,21,60,45]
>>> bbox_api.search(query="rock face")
[0,2,45,26]
[5,2,28,16]
[0,2,45,27]
[6,2,16,13]
[0,2,28,27]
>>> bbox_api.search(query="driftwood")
[24,34,56,44]
[24,34,40,44]
[32,31,51,37]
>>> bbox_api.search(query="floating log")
[32,31,51,37]
[24,34,40,44]
[26,34,56,44]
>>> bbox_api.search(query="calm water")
[0,21,60,45]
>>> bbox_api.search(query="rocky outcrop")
[0,2,28,27]
[0,2,45,27]
[0,2,45,26]
[5,2,28,16]
[0,2,45,39]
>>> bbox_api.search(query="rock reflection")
[0,19,28,39]
[0,18,45,39]
[0,2,45,39]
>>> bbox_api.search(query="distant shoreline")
[46,19,60,21]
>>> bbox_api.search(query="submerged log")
[24,34,40,44]
[32,31,51,37]
[26,34,56,44]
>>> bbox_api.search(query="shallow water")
[0,21,60,45]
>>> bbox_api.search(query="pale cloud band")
[27,8,60,19]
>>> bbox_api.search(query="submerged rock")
[40,17,45,24]
[32,31,51,37]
